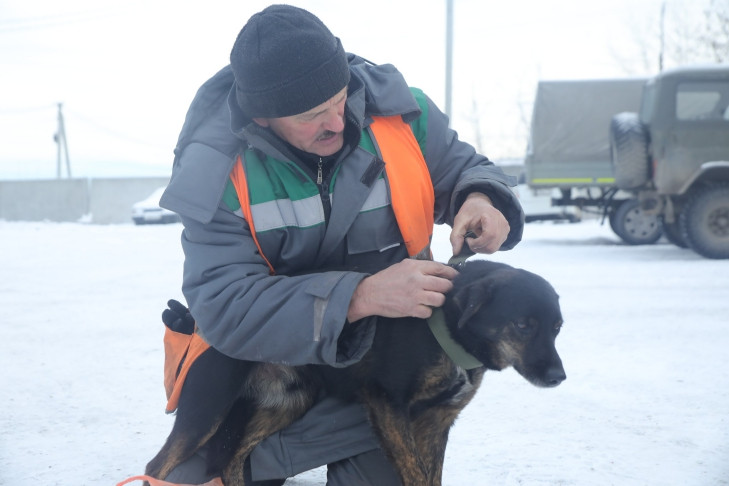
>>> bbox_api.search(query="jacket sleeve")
[414,91,525,250]
[179,204,376,366]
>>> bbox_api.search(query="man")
[159,4,524,485]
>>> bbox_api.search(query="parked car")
[131,187,180,225]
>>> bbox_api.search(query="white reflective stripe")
[250,194,325,232]
[360,178,390,212]
[379,242,401,252]
[312,297,326,342]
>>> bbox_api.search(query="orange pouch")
[163,326,210,413]
[163,326,193,401]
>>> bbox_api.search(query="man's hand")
[347,259,459,322]
[450,192,510,256]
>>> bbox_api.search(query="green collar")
[427,307,483,370]
[448,235,475,266]
[425,249,482,370]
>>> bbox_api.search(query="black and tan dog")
[144,260,566,486]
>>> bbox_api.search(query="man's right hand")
[347,259,459,322]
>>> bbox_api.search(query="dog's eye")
[512,320,533,333]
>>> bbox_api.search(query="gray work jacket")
[160,54,524,480]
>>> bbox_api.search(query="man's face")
[254,88,347,157]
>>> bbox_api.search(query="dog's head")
[443,260,566,388]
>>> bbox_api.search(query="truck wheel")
[680,185,729,259]
[662,219,689,248]
[611,198,663,245]
[610,112,650,190]
[608,207,622,235]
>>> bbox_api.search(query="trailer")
[524,77,662,244]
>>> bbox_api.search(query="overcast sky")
[0,0,703,179]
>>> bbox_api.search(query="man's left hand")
[450,192,510,256]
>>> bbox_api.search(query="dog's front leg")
[362,389,430,486]
[409,405,462,485]
[410,365,485,485]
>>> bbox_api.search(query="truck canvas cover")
[526,78,647,188]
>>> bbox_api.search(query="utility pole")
[659,1,666,72]
[445,0,453,124]
[55,102,71,178]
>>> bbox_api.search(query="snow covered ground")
[1,219,727,486]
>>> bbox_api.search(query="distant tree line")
[629,0,729,73]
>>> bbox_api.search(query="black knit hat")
[230,5,350,118]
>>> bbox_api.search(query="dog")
[144,260,566,486]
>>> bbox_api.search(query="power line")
[64,107,170,150]
[0,8,122,33]
[0,102,168,150]
[0,104,56,114]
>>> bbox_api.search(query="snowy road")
[1,220,727,485]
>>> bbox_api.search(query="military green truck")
[525,65,729,259]
[610,65,729,259]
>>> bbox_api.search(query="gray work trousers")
[164,447,402,486]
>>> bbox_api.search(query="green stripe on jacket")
[222,87,430,232]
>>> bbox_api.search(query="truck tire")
[662,219,689,248]
[611,198,663,245]
[680,185,729,259]
[610,112,650,190]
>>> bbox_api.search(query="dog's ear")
[450,280,494,328]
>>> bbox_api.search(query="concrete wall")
[1,164,524,225]
[0,177,170,224]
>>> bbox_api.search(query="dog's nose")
[544,366,566,387]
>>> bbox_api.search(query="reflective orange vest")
[164,115,434,413]
[230,115,435,273]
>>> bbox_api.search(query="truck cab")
[611,65,729,258]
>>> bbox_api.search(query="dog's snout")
[544,365,566,387]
